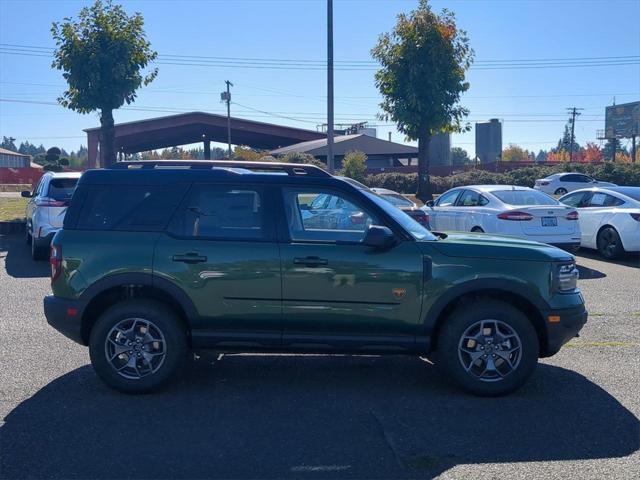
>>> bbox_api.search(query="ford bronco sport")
[44,161,587,396]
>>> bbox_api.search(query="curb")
[0,221,26,235]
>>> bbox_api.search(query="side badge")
[392,288,406,300]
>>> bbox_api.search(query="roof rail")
[109,160,332,177]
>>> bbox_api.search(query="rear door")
[579,192,624,245]
[153,183,282,347]
[278,186,424,349]
[451,189,490,231]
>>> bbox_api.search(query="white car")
[22,171,82,260]
[423,185,581,250]
[559,187,640,259]
[534,172,616,196]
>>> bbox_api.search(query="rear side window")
[74,184,187,231]
[46,178,78,201]
[589,193,624,207]
[455,190,489,207]
[168,184,267,240]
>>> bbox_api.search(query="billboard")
[605,101,640,138]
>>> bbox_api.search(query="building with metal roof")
[270,134,418,169]
[84,111,327,167]
[0,147,31,168]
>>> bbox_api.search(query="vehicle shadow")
[0,234,49,278]
[1,355,638,479]
[576,248,640,269]
[576,264,606,280]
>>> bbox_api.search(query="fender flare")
[422,278,550,333]
[79,272,199,324]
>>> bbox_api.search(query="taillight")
[50,244,62,282]
[36,197,65,207]
[411,212,430,226]
[630,213,640,221]
[566,211,579,220]
[497,211,533,221]
[539,181,549,186]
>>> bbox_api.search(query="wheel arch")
[78,273,198,345]
[424,280,549,356]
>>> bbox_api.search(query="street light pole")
[327,0,335,173]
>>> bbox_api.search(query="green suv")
[44,161,587,396]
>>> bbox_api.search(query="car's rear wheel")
[554,187,568,195]
[89,300,188,394]
[471,226,484,233]
[31,236,47,261]
[435,300,539,396]
[597,226,624,259]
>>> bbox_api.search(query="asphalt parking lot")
[0,233,638,479]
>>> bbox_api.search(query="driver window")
[436,189,461,206]
[283,188,378,242]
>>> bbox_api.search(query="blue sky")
[1,0,639,156]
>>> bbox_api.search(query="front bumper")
[541,304,588,357]
[44,295,87,345]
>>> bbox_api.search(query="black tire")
[554,188,568,196]
[89,299,188,394]
[435,299,539,397]
[25,223,32,245]
[471,226,484,233]
[597,226,625,260]
[31,237,47,261]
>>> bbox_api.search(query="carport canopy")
[84,111,326,167]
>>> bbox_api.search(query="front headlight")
[553,262,579,292]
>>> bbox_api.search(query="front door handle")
[293,256,328,267]
[172,253,207,264]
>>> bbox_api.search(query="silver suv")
[22,171,81,260]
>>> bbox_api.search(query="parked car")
[44,160,586,397]
[423,185,581,251]
[370,187,430,227]
[21,171,82,260]
[534,173,617,196]
[559,186,640,259]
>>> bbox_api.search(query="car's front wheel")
[435,300,539,396]
[31,236,47,261]
[89,300,188,393]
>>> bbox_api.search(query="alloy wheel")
[104,318,167,380]
[458,319,522,382]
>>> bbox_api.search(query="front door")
[153,183,282,348]
[278,186,424,351]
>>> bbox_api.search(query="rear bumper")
[549,241,581,252]
[541,304,588,357]
[43,295,87,345]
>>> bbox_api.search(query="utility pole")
[221,80,233,158]
[566,107,583,162]
[327,0,335,173]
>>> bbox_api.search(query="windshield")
[492,190,558,206]
[363,191,436,241]
[381,193,414,207]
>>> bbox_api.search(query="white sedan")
[559,186,640,259]
[423,185,581,250]
[534,172,616,196]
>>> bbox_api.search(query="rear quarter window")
[69,184,187,231]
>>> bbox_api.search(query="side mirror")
[425,200,435,207]
[362,225,396,250]
[21,191,32,198]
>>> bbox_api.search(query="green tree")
[341,150,368,182]
[450,147,471,165]
[279,152,327,170]
[52,0,157,168]
[371,0,473,201]
[1,136,17,151]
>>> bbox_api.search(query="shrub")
[363,163,640,194]
[340,150,367,182]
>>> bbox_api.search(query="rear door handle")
[293,256,328,267]
[172,253,208,264]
